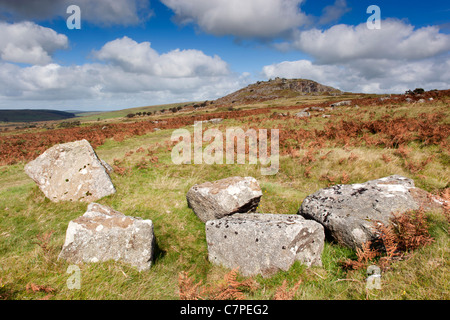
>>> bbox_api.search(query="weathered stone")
[58,203,155,271]
[208,118,223,124]
[298,175,442,250]
[330,100,351,107]
[206,214,325,277]
[24,139,115,202]
[295,111,310,118]
[186,176,262,223]
[99,159,114,174]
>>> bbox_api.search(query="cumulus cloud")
[261,55,450,94]
[263,60,343,83]
[0,21,68,65]
[289,19,450,63]
[0,0,151,26]
[161,0,309,39]
[263,18,450,93]
[0,37,248,110]
[93,36,230,77]
[0,62,248,110]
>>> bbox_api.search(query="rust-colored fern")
[207,268,257,300]
[178,271,205,300]
[300,148,317,165]
[340,241,379,270]
[381,153,392,163]
[303,166,312,178]
[178,268,257,300]
[341,171,350,184]
[389,208,434,251]
[273,279,302,300]
[26,282,55,294]
[342,208,435,271]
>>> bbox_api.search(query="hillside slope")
[0,109,75,123]
[214,78,342,106]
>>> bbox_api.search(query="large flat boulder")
[58,203,155,271]
[298,175,442,250]
[24,139,115,202]
[206,214,324,277]
[186,176,263,223]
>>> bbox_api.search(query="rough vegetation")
[0,83,449,300]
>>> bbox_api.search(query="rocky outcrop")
[24,139,115,202]
[298,175,442,250]
[186,176,262,223]
[206,214,324,277]
[58,203,155,271]
[214,78,341,106]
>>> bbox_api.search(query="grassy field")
[75,101,199,123]
[0,92,449,300]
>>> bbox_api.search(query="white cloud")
[161,0,309,39]
[262,60,349,88]
[264,18,450,94]
[0,37,248,110]
[261,56,450,94]
[93,36,229,77]
[0,21,68,65]
[0,61,248,110]
[289,19,450,63]
[0,0,151,26]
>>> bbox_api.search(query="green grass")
[0,96,449,300]
[76,101,200,123]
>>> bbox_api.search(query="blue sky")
[0,0,449,111]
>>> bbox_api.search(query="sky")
[0,0,449,111]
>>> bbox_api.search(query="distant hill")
[0,109,76,123]
[214,78,342,106]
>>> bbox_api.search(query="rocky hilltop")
[214,78,341,106]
